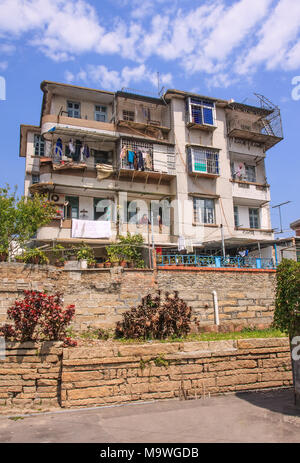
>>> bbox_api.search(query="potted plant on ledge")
[52,244,66,268]
[76,244,95,269]
[22,248,49,265]
[87,258,97,268]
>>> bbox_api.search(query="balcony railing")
[157,254,275,269]
[227,118,282,149]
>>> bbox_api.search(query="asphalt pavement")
[0,388,300,443]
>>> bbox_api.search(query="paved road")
[0,389,300,443]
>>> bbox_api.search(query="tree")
[273,259,300,337]
[273,259,300,406]
[0,185,56,256]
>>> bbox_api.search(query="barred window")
[193,198,215,224]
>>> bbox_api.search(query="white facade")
[20,82,283,255]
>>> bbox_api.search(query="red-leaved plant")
[0,290,76,345]
[115,291,192,340]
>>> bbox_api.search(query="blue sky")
[0,0,299,236]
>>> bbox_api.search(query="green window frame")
[65,196,79,219]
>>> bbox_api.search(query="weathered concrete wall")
[0,338,292,413]
[0,341,63,412]
[0,263,276,331]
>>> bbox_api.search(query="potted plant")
[55,256,65,268]
[104,260,112,268]
[110,256,120,267]
[87,258,96,268]
[120,259,128,268]
[96,259,104,269]
[52,244,66,267]
[76,244,94,269]
[22,248,49,265]
[0,245,8,262]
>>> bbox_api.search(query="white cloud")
[65,64,173,91]
[237,0,300,74]
[0,43,16,55]
[1,0,300,87]
[0,61,8,71]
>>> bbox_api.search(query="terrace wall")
[0,263,276,331]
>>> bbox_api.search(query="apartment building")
[19,81,283,260]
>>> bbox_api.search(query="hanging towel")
[120,147,127,159]
[138,150,144,170]
[186,240,194,254]
[80,146,85,162]
[55,138,63,158]
[73,140,82,162]
[83,144,90,158]
[127,150,135,164]
[178,236,186,252]
[72,219,112,239]
[69,139,75,154]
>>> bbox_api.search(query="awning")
[43,126,119,142]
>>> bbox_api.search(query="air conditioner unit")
[51,194,60,202]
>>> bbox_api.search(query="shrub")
[0,290,76,345]
[273,259,300,337]
[76,244,94,261]
[115,291,192,340]
[106,233,145,267]
[22,248,49,265]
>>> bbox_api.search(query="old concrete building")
[19,81,283,263]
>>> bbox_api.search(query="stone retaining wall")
[0,338,293,413]
[0,263,276,331]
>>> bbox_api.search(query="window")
[193,198,215,224]
[95,105,107,122]
[123,110,135,121]
[32,174,40,184]
[67,101,81,118]
[249,208,259,229]
[188,147,219,174]
[34,134,45,156]
[188,97,215,126]
[92,150,113,166]
[94,198,112,221]
[124,200,144,224]
[65,196,79,219]
[245,164,256,182]
[234,206,239,228]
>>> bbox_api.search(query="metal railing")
[157,254,275,269]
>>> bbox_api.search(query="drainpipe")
[212,291,219,326]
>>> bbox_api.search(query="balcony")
[231,179,270,206]
[187,147,220,178]
[115,91,171,140]
[227,117,282,150]
[41,114,118,141]
[118,140,176,184]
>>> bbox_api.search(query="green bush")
[106,233,145,267]
[273,259,300,337]
[76,244,94,261]
[22,248,49,265]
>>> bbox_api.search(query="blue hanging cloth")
[55,138,63,158]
